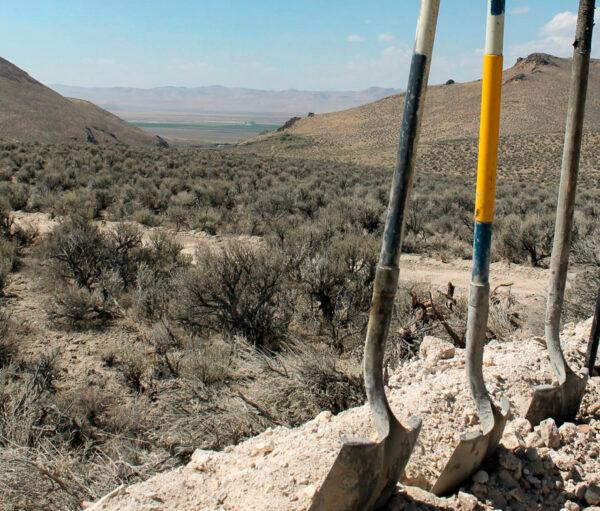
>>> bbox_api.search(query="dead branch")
[428,291,465,348]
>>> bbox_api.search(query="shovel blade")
[525,371,587,426]
[309,416,421,511]
[431,400,509,496]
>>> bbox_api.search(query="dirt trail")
[399,254,550,300]
[12,211,551,301]
[11,211,262,262]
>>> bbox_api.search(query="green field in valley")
[131,120,280,145]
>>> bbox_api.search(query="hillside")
[242,54,600,167]
[0,57,162,147]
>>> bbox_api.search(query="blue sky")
[1,1,598,90]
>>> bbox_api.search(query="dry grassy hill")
[243,53,600,167]
[0,57,162,147]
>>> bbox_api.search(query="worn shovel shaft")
[586,288,600,375]
[379,1,439,269]
[465,0,505,431]
[428,5,508,495]
[364,0,440,439]
[545,0,595,384]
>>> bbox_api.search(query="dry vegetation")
[0,140,597,510]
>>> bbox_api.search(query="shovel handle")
[545,0,595,384]
[466,0,505,434]
[586,288,600,376]
[364,0,440,438]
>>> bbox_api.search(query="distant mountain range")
[0,57,161,147]
[51,84,402,119]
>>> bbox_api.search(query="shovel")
[431,0,510,496]
[585,288,600,377]
[309,1,440,509]
[525,0,595,427]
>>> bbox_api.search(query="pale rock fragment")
[512,417,533,438]
[539,418,561,449]
[501,430,523,451]
[190,450,213,472]
[559,422,579,445]
[457,491,478,511]
[419,336,455,366]
[525,431,545,449]
[472,470,489,484]
[251,440,274,457]
[586,485,600,506]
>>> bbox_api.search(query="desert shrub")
[44,218,187,327]
[58,387,113,431]
[51,189,99,219]
[107,222,144,290]
[118,346,149,394]
[176,243,290,349]
[496,213,555,266]
[0,199,13,239]
[283,347,364,417]
[167,204,190,231]
[351,196,385,234]
[565,267,600,322]
[0,182,29,210]
[406,195,428,239]
[487,287,522,340]
[132,207,159,226]
[25,351,60,395]
[45,217,110,291]
[143,230,188,276]
[572,226,600,267]
[179,336,237,386]
[134,263,174,320]
[287,230,377,352]
[133,232,188,321]
[47,285,118,330]
[0,242,14,295]
[144,321,184,379]
[0,309,15,367]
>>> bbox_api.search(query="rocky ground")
[86,319,600,511]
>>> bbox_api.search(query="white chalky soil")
[88,319,599,511]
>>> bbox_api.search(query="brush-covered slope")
[243,54,600,166]
[0,57,162,147]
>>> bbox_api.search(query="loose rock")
[540,418,561,449]
[586,485,600,506]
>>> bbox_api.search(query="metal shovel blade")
[431,398,509,496]
[525,367,588,426]
[309,415,421,511]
